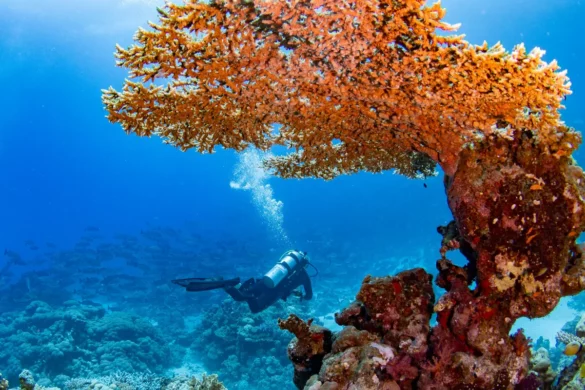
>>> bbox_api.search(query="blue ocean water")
[0,1,583,389]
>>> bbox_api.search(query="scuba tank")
[262,250,307,288]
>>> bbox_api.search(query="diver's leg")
[247,300,263,313]
[246,290,278,313]
[224,278,256,302]
[224,286,248,302]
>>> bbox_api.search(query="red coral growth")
[383,355,420,385]
[336,268,434,357]
[391,280,402,295]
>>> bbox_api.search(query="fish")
[564,341,582,356]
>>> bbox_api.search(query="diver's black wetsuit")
[224,268,313,313]
[172,249,314,313]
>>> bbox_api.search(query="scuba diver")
[171,250,314,313]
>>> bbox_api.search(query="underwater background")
[0,0,584,389]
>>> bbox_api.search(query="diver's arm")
[298,269,313,300]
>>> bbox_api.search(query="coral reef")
[278,315,333,389]
[65,371,226,390]
[512,313,585,390]
[554,327,585,390]
[0,369,60,390]
[0,301,176,387]
[281,268,434,389]
[282,261,584,389]
[529,348,556,389]
[65,371,164,390]
[165,374,226,390]
[20,369,36,390]
[280,134,585,388]
[0,369,226,390]
[191,298,312,389]
[0,372,7,390]
[430,133,585,387]
[103,0,585,388]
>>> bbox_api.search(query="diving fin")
[171,277,241,292]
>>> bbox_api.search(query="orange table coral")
[102,0,575,178]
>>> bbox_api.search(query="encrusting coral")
[103,0,585,388]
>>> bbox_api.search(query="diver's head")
[262,249,307,289]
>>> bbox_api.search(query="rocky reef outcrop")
[281,268,434,389]
[281,133,585,389]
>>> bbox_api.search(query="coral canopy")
[102,0,575,179]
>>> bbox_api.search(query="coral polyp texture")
[103,0,585,388]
